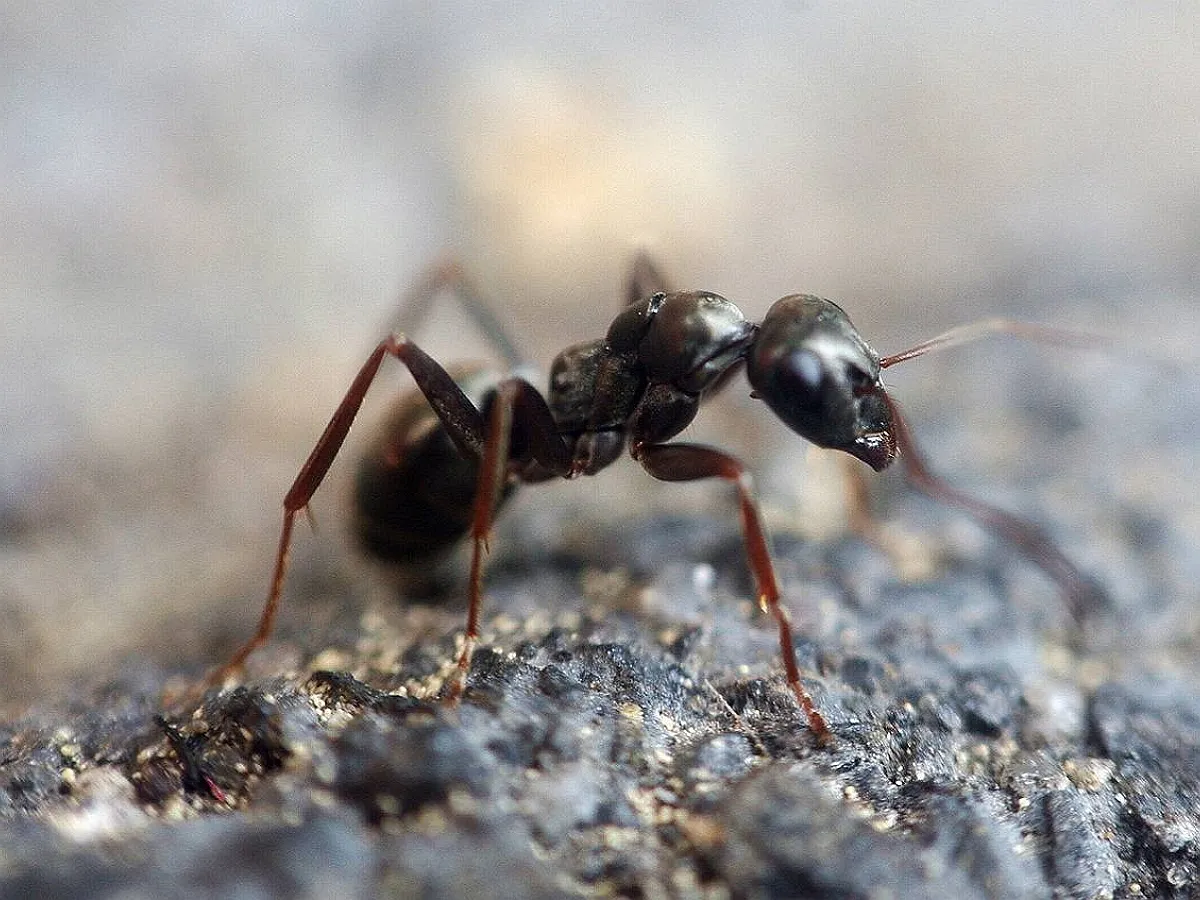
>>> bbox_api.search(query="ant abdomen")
[351,366,514,568]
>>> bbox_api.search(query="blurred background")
[3,3,1197,712]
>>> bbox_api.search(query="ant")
[211,253,1106,744]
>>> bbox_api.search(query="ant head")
[746,295,897,471]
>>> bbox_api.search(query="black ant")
[211,254,1105,743]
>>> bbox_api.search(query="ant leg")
[444,377,573,703]
[838,455,937,581]
[389,258,526,369]
[633,441,831,743]
[210,334,490,687]
[884,395,1108,624]
[445,380,513,704]
[877,316,1142,624]
[841,455,876,539]
[625,250,674,304]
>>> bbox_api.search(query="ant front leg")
[884,396,1109,625]
[210,335,489,687]
[837,397,1107,625]
[633,441,832,743]
[876,320,1119,624]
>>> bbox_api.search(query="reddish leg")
[841,455,877,541]
[877,318,1115,622]
[634,442,831,743]
[210,334,489,686]
[444,382,512,703]
[390,258,526,369]
[212,327,573,698]
[884,395,1106,623]
[626,250,673,304]
[444,376,575,701]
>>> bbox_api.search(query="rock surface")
[3,476,1199,900]
[3,275,1198,900]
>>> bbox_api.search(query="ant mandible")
[212,253,1105,743]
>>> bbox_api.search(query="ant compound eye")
[749,347,852,446]
[790,349,825,391]
[773,349,831,420]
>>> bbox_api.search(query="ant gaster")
[213,254,1104,743]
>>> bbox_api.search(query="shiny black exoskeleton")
[216,255,1104,744]
[748,295,896,471]
[354,287,897,559]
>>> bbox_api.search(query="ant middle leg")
[633,441,831,743]
[443,376,574,702]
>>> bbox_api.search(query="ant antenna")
[879,318,1110,369]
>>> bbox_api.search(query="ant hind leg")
[625,251,674,305]
[208,334,490,689]
[389,258,527,370]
